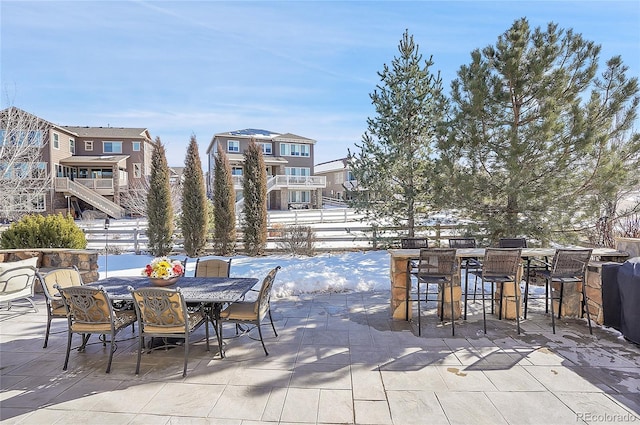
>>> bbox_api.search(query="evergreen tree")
[146,137,174,256]
[181,134,208,257]
[213,143,236,255]
[347,30,447,237]
[242,139,268,255]
[441,18,639,245]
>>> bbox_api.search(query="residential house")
[206,129,326,210]
[1,107,154,220]
[313,157,358,205]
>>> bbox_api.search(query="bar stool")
[413,248,457,336]
[469,248,522,334]
[448,238,481,319]
[535,248,593,334]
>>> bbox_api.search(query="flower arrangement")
[142,257,184,280]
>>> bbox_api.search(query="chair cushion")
[0,258,38,294]
[219,301,258,321]
[0,257,39,274]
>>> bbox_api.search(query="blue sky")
[2,1,639,167]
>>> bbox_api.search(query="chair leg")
[490,282,495,315]
[449,280,455,336]
[43,315,52,348]
[514,282,521,335]
[268,309,278,337]
[581,279,593,335]
[463,269,469,320]
[257,321,269,356]
[549,279,556,334]
[106,335,116,373]
[481,281,487,334]
[417,281,422,336]
[523,276,530,320]
[63,332,73,371]
[558,281,564,319]
[405,263,411,321]
[498,282,504,320]
[135,335,144,375]
[183,334,189,377]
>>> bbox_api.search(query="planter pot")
[148,277,180,287]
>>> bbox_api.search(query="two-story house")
[1,107,154,220]
[206,129,326,210]
[314,157,358,203]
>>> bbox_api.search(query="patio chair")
[129,286,209,377]
[195,258,231,278]
[469,248,522,334]
[56,284,137,373]
[499,238,547,309]
[219,266,281,355]
[0,257,39,312]
[448,238,481,320]
[41,266,84,348]
[400,237,429,249]
[534,249,593,334]
[411,248,457,336]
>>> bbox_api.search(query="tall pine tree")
[146,137,174,256]
[242,139,267,256]
[441,18,639,245]
[347,30,447,237]
[181,134,208,257]
[213,143,236,255]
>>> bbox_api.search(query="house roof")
[62,126,149,139]
[274,133,316,143]
[59,155,130,167]
[207,129,317,154]
[216,129,280,139]
[314,158,348,173]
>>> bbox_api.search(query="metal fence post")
[134,228,139,255]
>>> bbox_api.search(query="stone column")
[492,265,523,320]
[390,256,410,320]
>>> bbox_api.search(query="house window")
[69,139,75,154]
[231,167,243,176]
[260,142,272,155]
[280,143,310,157]
[53,133,59,149]
[285,167,310,176]
[103,141,123,153]
[288,190,310,203]
[228,140,240,153]
[132,141,141,151]
[85,140,94,151]
[133,163,141,178]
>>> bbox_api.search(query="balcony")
[232,175,326,190]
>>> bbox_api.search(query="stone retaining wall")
[0,249,100,285]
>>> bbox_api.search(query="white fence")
[78,209,468,254]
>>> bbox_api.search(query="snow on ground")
[99,250,392,298]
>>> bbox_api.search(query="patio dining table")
[88,276,258,358]
[388,247,629,321]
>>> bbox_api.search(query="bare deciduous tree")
[0,106,51,221]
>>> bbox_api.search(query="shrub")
[277,225,316,256]
[0,213,87,249]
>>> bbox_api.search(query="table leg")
[208,302,225,358]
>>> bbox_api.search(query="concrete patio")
[1,291,639,424]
